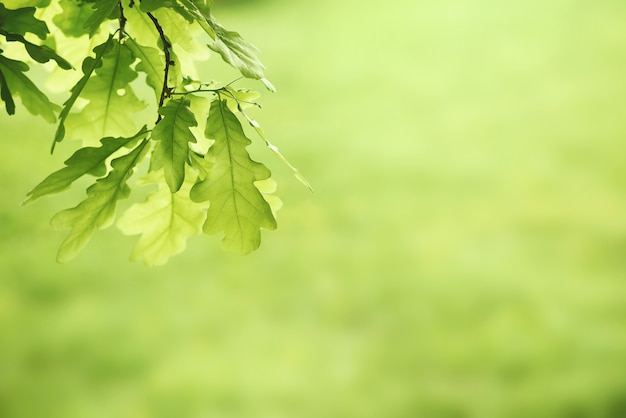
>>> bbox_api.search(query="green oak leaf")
[123,4,160,47]
[206,16,273,90]
[125,37,163,103]
[25,127,149,204]
[51,138,150,263]
[117,168,206,266]
[0,55,58,122]
[53,0,94,38]
[54,35,114,150]
[151,97,198,193]
[190,99,276,255]
[2,33,72,69]
[64,40,147,144]
[0,4,48,39]
[83,0,119,37]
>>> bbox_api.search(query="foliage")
[0,0,308,265]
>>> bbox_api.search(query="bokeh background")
[2,0,626,417]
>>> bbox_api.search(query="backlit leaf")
[54,35,114,149]
[83,0,119,37]
[117,168,206,266]
[125,37,163,103]
[25,127,149,204]
[151,97,198,192]
[0,4,48,39]
[51,138,150,263]
[0,55,58,122]
[190,98,276,255]
[64,40,147,144]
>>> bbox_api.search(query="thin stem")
[118,2,126,41]
[147,11,172,122]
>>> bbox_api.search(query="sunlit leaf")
[51,138,150,263]
[0,55,58,122]
[117,168,206,266]
[190,99,276,255]
[54,35,114,149]
[25,127,149,204]
[64,39,147,144]
[151,97,198,192]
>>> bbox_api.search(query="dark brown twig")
[147,11,173,122]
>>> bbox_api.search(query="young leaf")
[25,127,149,204]
[117,168,206,266]
[63,40,147,144]
[54,35,114,150]
[125,37,163,103]
[2,33,72,69]
[0,55,58,123]
[206,15,269,85]
[83,0,119,37]
[190,99,276,255]
[0,4,48,39]
[151,97,198,193]
[53,0,94,38]
[50,139,150,263]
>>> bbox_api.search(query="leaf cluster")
[1,0,309,265]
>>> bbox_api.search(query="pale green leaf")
[151,97,198,192]
[25,127,149,204]
[190,99,276,255]
[206,15,267,83]
[54,35,114,149]
[51,139,150,263]
[125,37,163,103]
[117,168,206,266]
[64,40,147,144]
[53,0,93,37]
[83,0,119,36]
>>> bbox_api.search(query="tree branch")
[147,12,172,123]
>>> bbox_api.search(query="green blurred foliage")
[2,0,626,417]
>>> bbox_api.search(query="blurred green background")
[2,0,626,417]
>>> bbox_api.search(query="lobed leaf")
[0,55,58,122]
[51,138,150,263]
[53,0,94,38]
[117,168,206,266]
[25,127,149,204]
[151,97,198,193]
[0,4,48,39]
[3,32,72,69]
[83,0,119,37]
[125,37,163,103]
[54,35,114,150]
[63,40,146,144]
[190,98,276,255]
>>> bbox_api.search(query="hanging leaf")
[63,39,147,144]
[54,35,114,149]
[117,168,206,266]
[151,97,198,193]
[190,98,276,255]
[25,127,149,204]
[83,0,119,37]
[0,55,58,122]
[50,139,150,263]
